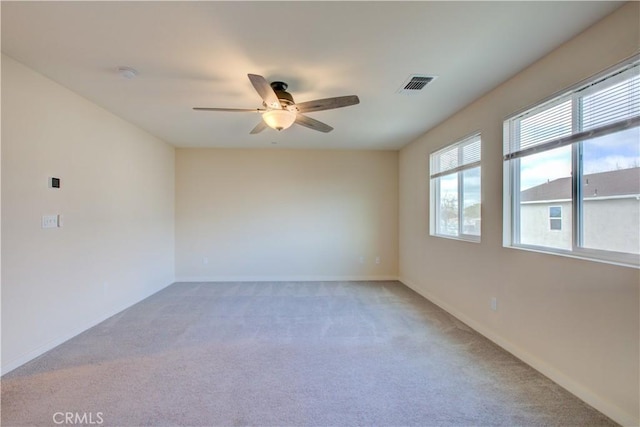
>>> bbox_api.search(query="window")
[549,206,562,231]
[504,58,640,266]
[430,133,481,241]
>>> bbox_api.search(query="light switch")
[42,215,58,228]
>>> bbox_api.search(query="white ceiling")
[1,1,623,150]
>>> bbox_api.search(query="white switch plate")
[42,215,58,228]
[490,297,498,311]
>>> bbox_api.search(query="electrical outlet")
[490,297,498,311]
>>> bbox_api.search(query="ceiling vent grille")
[397,74,437,94]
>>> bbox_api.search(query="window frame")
[549,206,562,231]
[430,133,482,243]
[503,56,640,267]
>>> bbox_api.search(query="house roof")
[520,167,640,202]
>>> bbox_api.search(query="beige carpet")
[2,281,617,426]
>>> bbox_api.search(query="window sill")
[504,243,639,269]
[431,233,481,244]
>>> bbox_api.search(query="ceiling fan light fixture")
[262,109,296,131]
[193,74,358,134]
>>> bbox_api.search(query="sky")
[436,126,638,217]
[519,126,639,190]
[436,70,639,207]
[518,70,639,190]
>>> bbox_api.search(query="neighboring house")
[520,167,640,254]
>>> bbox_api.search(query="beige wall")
[1,55,176,373]
[176,148,398,281]
[399,3,639,426]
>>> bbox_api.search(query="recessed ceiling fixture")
[117,66,138,79]
[193,74,360,133]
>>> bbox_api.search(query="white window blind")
[431,134,481,178]
[503,57,640,267]
[581,71,640,131]
[505,62,640,159]
[516,100,572,152]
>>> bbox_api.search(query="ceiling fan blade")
[193,107,263,112]
[295,95,360,113]
[250,120,268,134]
[294,114,334,133]
[247,74,282,109]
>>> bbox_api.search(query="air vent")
[397,74,437,94]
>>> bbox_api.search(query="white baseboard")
[399,276,638,427]
[1,280,174,376]
[175,275,400,283]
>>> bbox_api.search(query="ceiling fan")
[193,74,360,133]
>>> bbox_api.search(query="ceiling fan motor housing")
[270,81,295,107]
